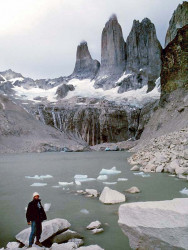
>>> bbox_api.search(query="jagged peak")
[141,17,152,24]
[109,13,118,21]
[79,40,87,46]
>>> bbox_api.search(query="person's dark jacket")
[26,199,47,223]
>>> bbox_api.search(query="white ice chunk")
[74,175,88,179]
[25,174,53,180]
[52,185,61,188]
[75,180,81,185]
[133,172,150,177]
[97,175,108,181]
[30,183,47,187]
[74,178,96,183]
[103,182,117,185]
[169,175,176,177]
[58,182,74,186]
[80,209,89,214]
[180,188,188,195]
[117,178,128,181]
[99,166,121,175]
[44,203,51,212]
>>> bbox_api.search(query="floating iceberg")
[103,182,117,185]
[58,182,74,186]
[133,172,150,178]
[74,178,96,183]
[179,188,188,195]
[75,180,81,185]
[52,185,61,188]
[169,175,176,177]
[117,178,128,181]
[74,175,88,179]
[97,175,108,181]
[44,203,51,212]
[25,174,53,180]
[99,166,121,175]
[80,209,89,214]
[30,183,47,187]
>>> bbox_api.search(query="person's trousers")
[29,221,42,246]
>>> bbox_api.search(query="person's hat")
[33,192,39,198]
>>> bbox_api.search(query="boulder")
[78,245,104,250]
[91,228,104,234]
[99,187,126,204]
[130,165,140,171]
[50,242,77,250]
[125,186,140,194]
[155,165,164,173]
[68,238,84,247]
[6,242,20,249]
[85,189,98,197]
[16,218,71,246]
[184,149,188,160]
[87,221,102,230]
[118,198,188,249]
[50,229,83,244]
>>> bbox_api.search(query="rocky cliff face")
[161,25,188,96]
[94,15,126,89]
[125,18,162,91]
[71,41,100,79]
[165,1,188,47]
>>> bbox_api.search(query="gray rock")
[56,84,75,99]
[50,229,83,244]
[165,2,188,47]
[126,18,162,91]
[16,218,71,246]
[125,186,140,194]
[99,186,126,204]
[68,238,84,247]
[50,242,77,250]
[78,245,104,250]
[91,228,104,234]
[87,221,102,230]
[71,41,100,80]
[184,149,188,160]
[130,165,140,171]
[94,14,126,89]
[118,198,188,250]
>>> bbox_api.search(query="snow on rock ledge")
[118,198,188,250]
[16,218,71,246]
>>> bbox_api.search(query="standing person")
[26,192,47,247]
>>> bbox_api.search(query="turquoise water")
[0,152,187,249]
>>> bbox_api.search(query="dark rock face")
[94,15,126,89]
[161,25,188,96]
[165,2,188,47]
[32,99,157,146]
[0,69,23,81]
[56,84,75,99]
[71,41,100,79]
[126,18,162,89]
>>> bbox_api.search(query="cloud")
[0,0,183,79]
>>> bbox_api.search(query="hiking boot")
[28,246,32,248]
[35,241,43,247]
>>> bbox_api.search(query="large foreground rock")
[16,218,71,246]
[99,187,125,204]
[118,198,188,249]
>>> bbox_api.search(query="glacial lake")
[0,151,188,249]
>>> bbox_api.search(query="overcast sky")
[0,0,183,79]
